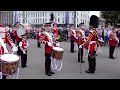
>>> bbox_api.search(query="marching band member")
[14,22,22,56]
[70,25,76,53]
[79,15,99,73]
[0,25,18,79]
[76,23,85,63]
[39,25,55,76]
[37,30,41,48]
[109,28,119,59]
[19,34,29,68]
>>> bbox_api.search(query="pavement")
[6,39,120,79]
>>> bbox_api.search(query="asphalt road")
[6,39,120,79]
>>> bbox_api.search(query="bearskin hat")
[90,15,99,28]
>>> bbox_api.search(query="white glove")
[48,42,52,46]
[79,45,82,49]
[23,51,26,54]
[12,46,18,52]
[75,37,78,39]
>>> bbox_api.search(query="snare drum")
[52,47,64,60]
[0,54,19,75]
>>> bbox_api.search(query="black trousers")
[109,45,116,58]
[2,75,6,79]
[78,46,83,62]
[45,53,51,73]
[71,40,75,53]
[118,39,120,46]
[21,51,27,67]
[12,36,16,44]
[37,39,41,47]
[88,51,96,73]
[17,41,21,56]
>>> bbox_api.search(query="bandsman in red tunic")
[37,29,41,48]
[0,25,18,79]
[19,34,29,68]
[70,25,76,53]
[109,28,119,59]
[79,15,99,73]
[76,23,85,63]
[39,24,55,76]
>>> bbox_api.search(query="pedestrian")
[19,34,29,68]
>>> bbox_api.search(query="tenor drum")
[52,47,64,60]
[98,38,104,47]
[0,54,19,75]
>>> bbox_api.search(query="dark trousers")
[119,39,120,46]
[2,75,6,79]
[17,41,21,56]
[45,53,51,73]
[109,45,116,58]
[88,51,96,73]
[21,51,27,67]
[12,36,16,44]
[37,39,41,47]
[78,46,83,62]
[71,40,75,53]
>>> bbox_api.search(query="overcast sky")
[90,11,100,17]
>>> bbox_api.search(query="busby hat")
[90,15,99,28]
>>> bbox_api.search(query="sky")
[90,11,100,17]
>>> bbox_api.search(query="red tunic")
[39,32,53,54]
[14,30,22,42]
[109,32,118,46]
[0,26,14,54]
[76,30,84,46]
[84,29,98,57]
[70,30,75,41]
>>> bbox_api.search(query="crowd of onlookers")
[6,25,120,47]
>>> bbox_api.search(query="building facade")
[14,11,90,27]
[0,11,13,26]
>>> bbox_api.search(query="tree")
[101,11,120,26]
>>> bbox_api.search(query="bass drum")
[17,24,26,38]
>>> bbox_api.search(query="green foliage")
[101,11,120,26]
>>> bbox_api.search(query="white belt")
[90,41,96,44]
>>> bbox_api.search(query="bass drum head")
[17,24,26,38]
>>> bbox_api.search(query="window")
[72,12,74,16]
[62,17,64,23]
[58,18,60,23]
[45,13,47,17]
[40,13,42,17]
[81,13,82,17]
[43,19,44,23]
[43,13,44,17]
[63,12,64,16]
[81,19,82,23]
[72,17,74,24]
[45,19,47,22]
[58,12,59,16]
[77,12,78,16]
[40,18,42,23]
[77,18,78,23]
[55,18,57,22]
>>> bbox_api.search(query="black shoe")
[85,70,95,74]
[46,72,52,76]
[109,57,115,59]
[49,71,55,74]
[81,61,85,63]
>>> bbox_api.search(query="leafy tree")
[101,11,120,26]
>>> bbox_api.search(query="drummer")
[19,34,29,68]
[39,25,55,76]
